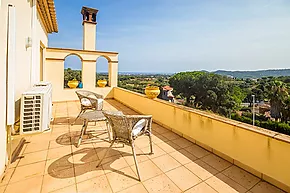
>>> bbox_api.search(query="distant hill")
[213,69,290,79]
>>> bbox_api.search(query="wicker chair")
[97,111,153,181]
[72,90,104,125]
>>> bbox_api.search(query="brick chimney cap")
[81,6,99,15]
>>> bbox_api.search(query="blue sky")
[49,0,290,73]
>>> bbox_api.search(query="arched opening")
[96,56,109,87]
[64,54,82,89]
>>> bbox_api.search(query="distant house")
[159,86,174,102]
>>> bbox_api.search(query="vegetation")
[169,72,245,116]
[64,68,82,88]
[214,69,290,79]
[118,74,170,94]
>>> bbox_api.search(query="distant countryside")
[64,68,290,136]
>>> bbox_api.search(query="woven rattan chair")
[72,90,104,125]
[97,111,153,181]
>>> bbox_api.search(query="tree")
[266,81,289,121]
[169,71,246,116]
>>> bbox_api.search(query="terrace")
[0,97,287,193]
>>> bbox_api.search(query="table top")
[79,110,106,122]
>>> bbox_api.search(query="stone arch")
[64,54,83,89]
[96,55,110,87]
[64,53,83,61]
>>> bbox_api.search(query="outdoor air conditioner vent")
[20,82,53,134]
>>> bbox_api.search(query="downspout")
[30,0,37,86]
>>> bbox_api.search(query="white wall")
[0,0,49,175]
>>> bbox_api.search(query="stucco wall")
[45,48,118,102]
[0,0,49,176]
[114,87,290,192]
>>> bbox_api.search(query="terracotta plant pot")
[145,86,160,99]
[97,80,107,87]
[67,80,79,89]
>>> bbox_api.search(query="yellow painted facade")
[0,0,57,176]
[113,87,290,192]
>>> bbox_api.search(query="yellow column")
[45,59,64,101]
[108,61,118,87]
[82,60,96,89]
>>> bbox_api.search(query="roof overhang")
[37,0,58,33]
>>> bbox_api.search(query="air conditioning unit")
[20,82,52,134]
[34,81,53,122]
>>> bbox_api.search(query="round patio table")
[77,110,107,147]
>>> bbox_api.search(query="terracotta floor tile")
[151,134,169,144]
[123,148,150,166]
[118,184,148,193]
[143,145,166,159]
[0,168,14,186]
[45,157,74,175]
[50,184,77,193]
[101,155,129,174]
[41,168,75,193]
[157,141,181,153]
[205,173,247,193]
[250,181,285,193]
[5,176,43,193]
[134,137,152,149]
[49,139,71,149]
[106,167,139,192]
[161,131,181,141]
[47,146,72,160]
[222,165,260,189]
[201,154,232,172]
[18,150,48,166]
[169,149,197,165]
[184,144,211,158]
[143,174,181,193]
[165,166,202,191]
[10,161,45,183]
[152,126,170,134]
[151,154,181,172]
[74,160,105,183]
[96,146,121,159]
[184,160,218,181]
[0,186,5,193]
[130,160,163,181]
[71,146,99,164]
[184,182,218,193]
[24,141,49,154]
[76,175,112,193]
[171,138,194,148]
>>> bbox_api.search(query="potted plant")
[145,84,160,99]
[67,78,79,89]
[97,79,107,87]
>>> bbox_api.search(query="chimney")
[81,6,98,51]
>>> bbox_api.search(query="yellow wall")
[45,48,118,102]
[113,87,290,192]
[0,0,49,175]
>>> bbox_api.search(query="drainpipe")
[30,0,37,86]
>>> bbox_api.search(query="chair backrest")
[102,111,132,143]
[75,90,103,110]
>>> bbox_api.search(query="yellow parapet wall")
[113,87,290,192]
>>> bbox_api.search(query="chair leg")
[131,142,141,181]
[148,133,153,154]
[97,140,115,167]
[76,120,88,148]
[71,110,84,126]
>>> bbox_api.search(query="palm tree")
[266,81,289,121]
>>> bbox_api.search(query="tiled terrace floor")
[0,100,285,193]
